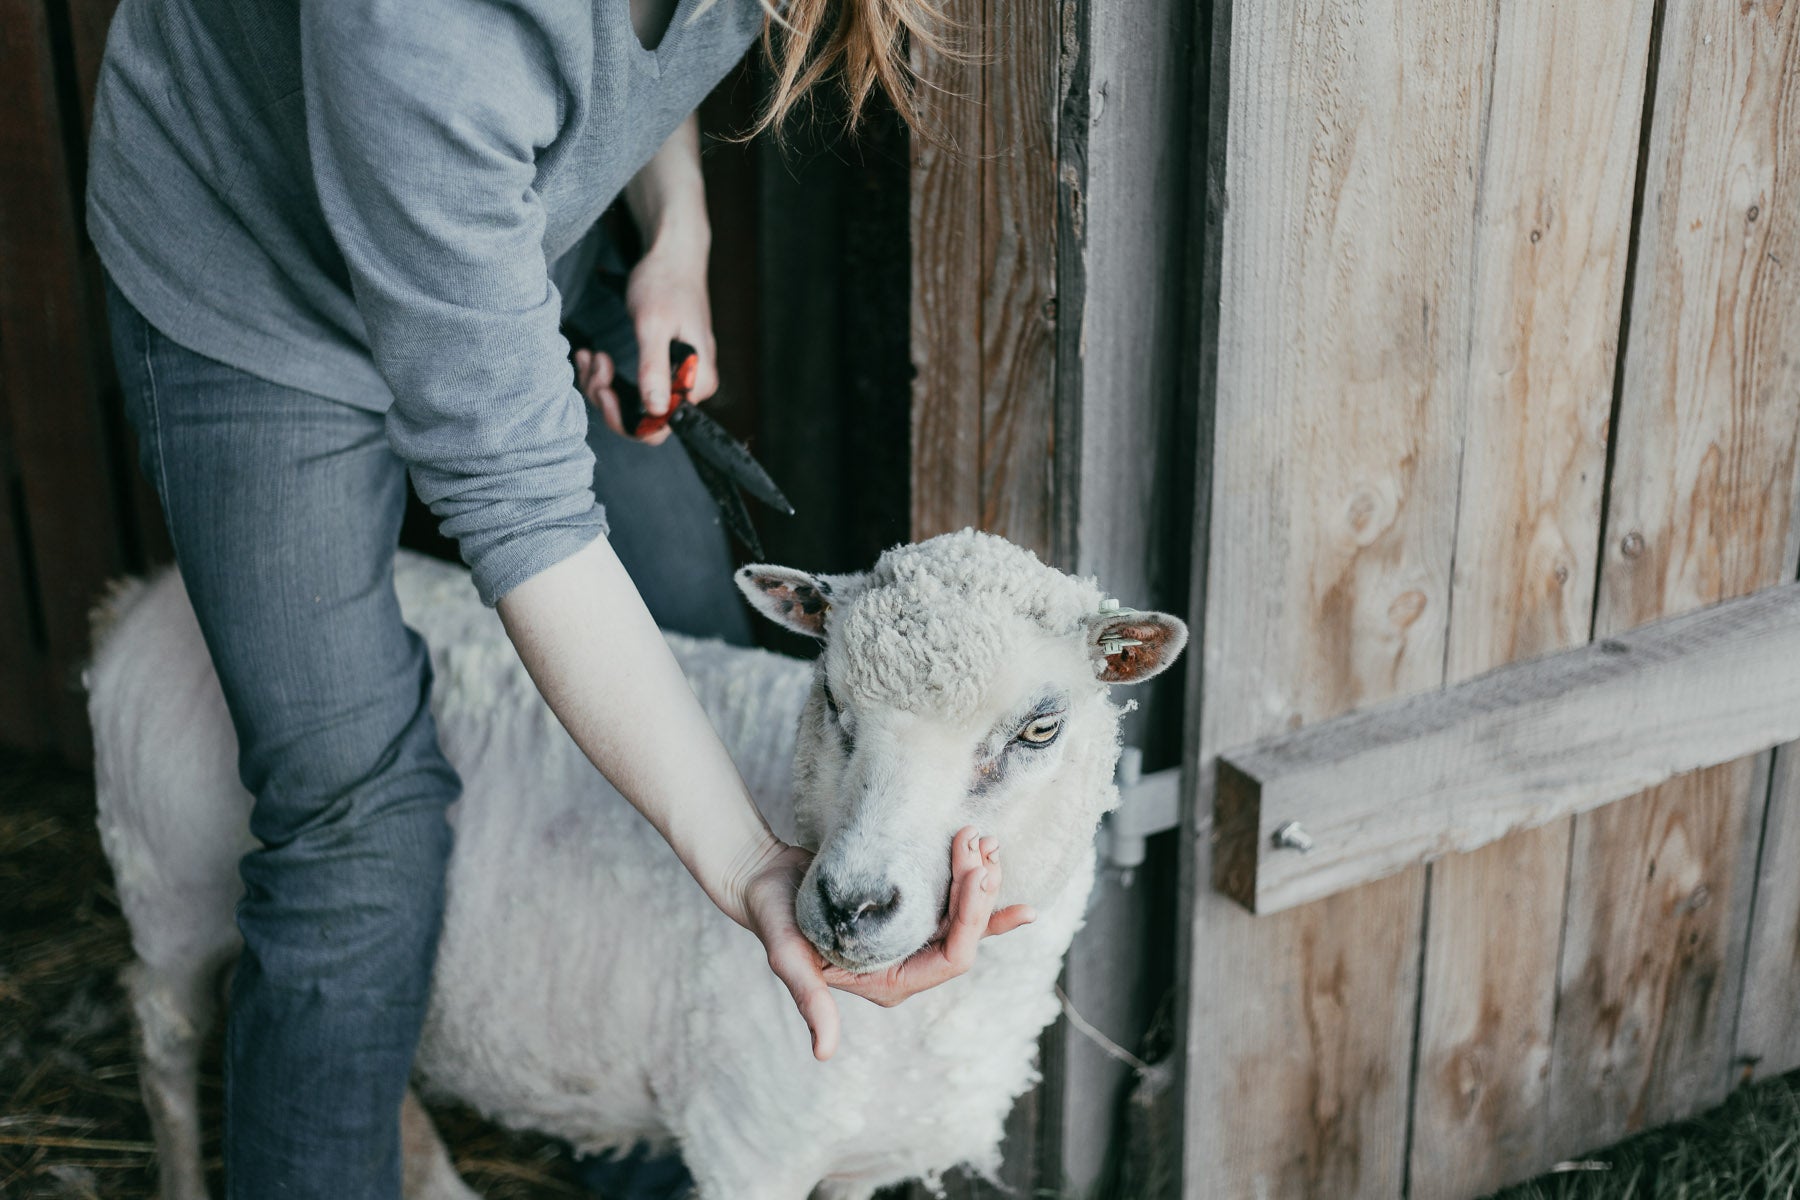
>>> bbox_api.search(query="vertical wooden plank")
[1738,742,1800,1080]
[0,0,129,759]
[1549,0,1800,1160]
[1057,0,1195,1190]
[976,0,1058,559]
[912,1,1061,1191]
[0,379,49,750]
[60,0,121,133]
[1407,1,1657,1194]
[1180,0,1492,1193]
[910,0,985,539]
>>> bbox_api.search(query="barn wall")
[1177,0,1800,1197]
[0,0,151,765]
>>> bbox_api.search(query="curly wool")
[827,529,1106,719]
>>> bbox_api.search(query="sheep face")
[736,529,1188,974]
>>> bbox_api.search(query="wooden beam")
[1215,580,1800,915]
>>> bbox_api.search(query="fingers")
[988,903,1037,936]
[636,322,673,417]
[576,350,626,437]
[940,832,1001,971]
[690,334,719,403]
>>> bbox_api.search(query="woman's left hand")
[575,238,717,447]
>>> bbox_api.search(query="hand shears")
[612,340,794,559]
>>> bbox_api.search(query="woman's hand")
[574,240,716,447]
[578,114,717,446]
[739,826,1038,1061]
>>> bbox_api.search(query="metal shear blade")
[608,339,793,554]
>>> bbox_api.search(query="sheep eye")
[1017,715,1063,746]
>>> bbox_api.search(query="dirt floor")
[6,746,1797,1200]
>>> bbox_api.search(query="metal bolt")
[1272,821,1315,853]
[1621,531,1646,558]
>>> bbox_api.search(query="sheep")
[87,528,1188,1200]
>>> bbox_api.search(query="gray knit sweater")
[87,0,764,604]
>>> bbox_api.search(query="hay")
[0,750,586,1198]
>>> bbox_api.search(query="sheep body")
[89,549,1089,1199]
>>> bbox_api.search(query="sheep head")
[736,529,1187,975]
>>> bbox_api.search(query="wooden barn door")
[908,0,1198,1193]
[1177,0,1800,1197]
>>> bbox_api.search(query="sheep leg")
[124,958,218,1200]
[810,1182,880,1200]
[400,1089,481,1200]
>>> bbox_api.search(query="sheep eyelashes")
[90,528,1186,1200]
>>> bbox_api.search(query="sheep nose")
[817,875,901,940]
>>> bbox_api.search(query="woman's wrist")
[714,826,790,931]
[639,204,710,275]
[624,115,709,268]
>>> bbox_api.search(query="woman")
[85,1,1026,1195]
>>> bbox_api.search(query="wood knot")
[1621,531,1646,558]
[1388,589,1428,628]
[1344,486,1395,546]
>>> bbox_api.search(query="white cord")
[1055,984,1153,1075]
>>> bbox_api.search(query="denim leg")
[106,279,457,1200]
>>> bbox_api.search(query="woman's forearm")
[624,114,709,260]
[496,534,782,928]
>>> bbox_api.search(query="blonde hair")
[736,0,961,140]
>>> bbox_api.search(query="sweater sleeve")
[298,0,607,606]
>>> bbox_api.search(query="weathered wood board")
[1547,0,1800,1161]
[0,386,46,749]
[909,2,986,543]
[1406,0,1655,1179]
[1179,0,1494,1191]
[1215,582,1800,915]
[1738,742,1800,1080]
[911,0,1063,1189]
[973,0,1058,561]
[1056,0,1196,1191]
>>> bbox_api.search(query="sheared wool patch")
[826,529,1106,718]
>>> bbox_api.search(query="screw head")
[1272,821,1315,853]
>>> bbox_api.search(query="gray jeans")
[104,271,740,1199]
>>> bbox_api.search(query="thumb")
[768,939,841,1061]
[636,326,673,417]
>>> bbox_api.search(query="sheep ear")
[735,565,842,639]
[1084,608,1188,684]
